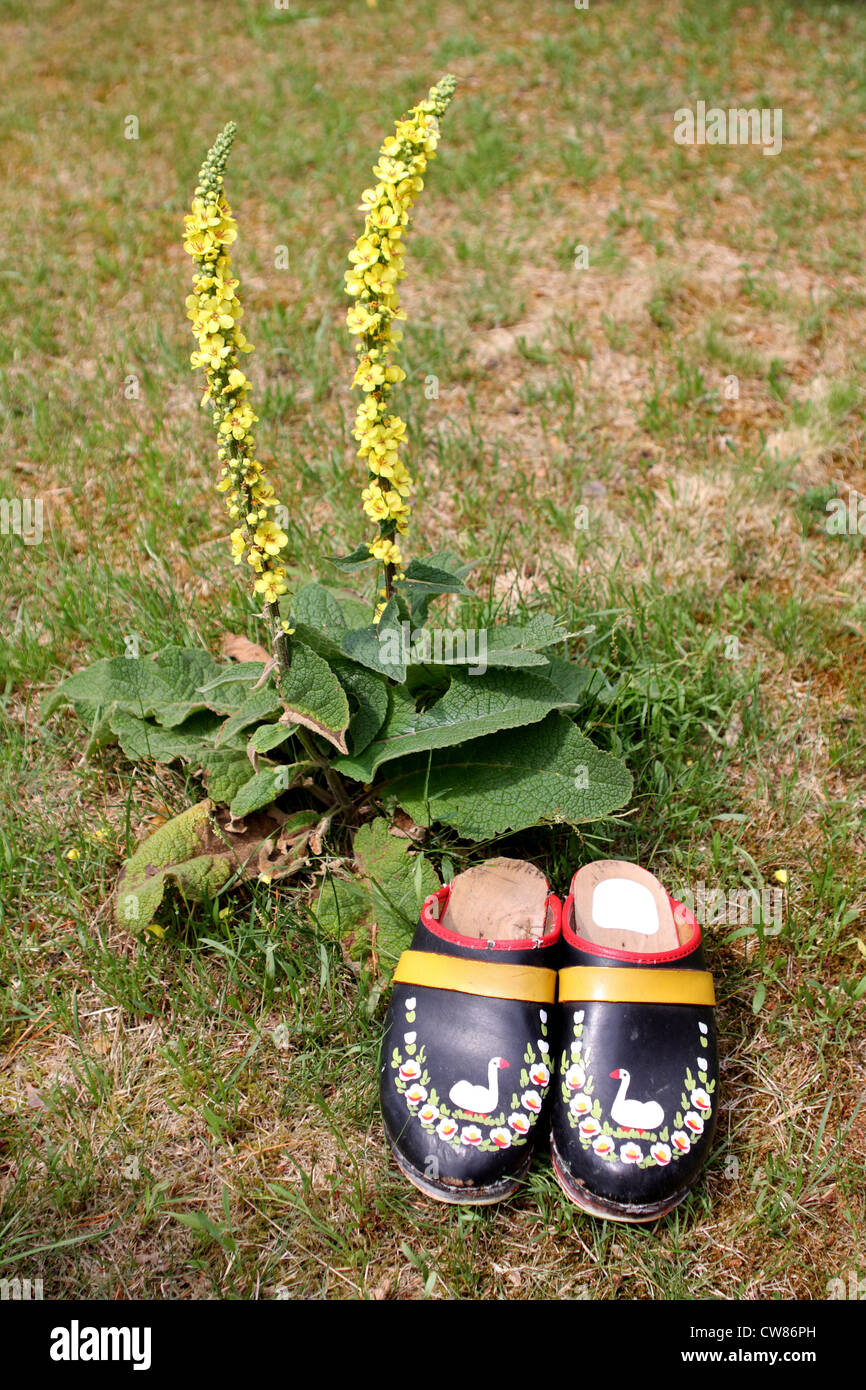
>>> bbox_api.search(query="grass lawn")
[1,0,864,1299]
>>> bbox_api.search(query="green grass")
[1,0,864,1299]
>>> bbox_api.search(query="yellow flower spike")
[183,121,292,668]
[346,75,456,609]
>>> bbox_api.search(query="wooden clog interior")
[441,857,550,942]
[571,860,691,952]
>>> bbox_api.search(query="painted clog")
[380,859,561,1203]
[551,861,718,1221]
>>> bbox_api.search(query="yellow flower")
[362,484,390,522]
[344,268,366,297]
[369,536,403,568]
[347,303,381,335]
[353,359,386,392]
[348,237,380,271]
[183,230,217,259]
[253,520,288,555]
[219,403,257,438]
[363,262,399,297]
[255,570,288,603]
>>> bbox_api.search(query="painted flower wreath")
[559,1011,715,1170]
[390,996,553,1154]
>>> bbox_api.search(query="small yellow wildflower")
[347,303,381,336]
[353,358,386,392]
[254,520,289,556]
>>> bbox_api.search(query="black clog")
[380,859,561,1204]
[551,861,718,1222]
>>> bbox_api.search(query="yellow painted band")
[393,950,557,1004]
[558,965,715,1006]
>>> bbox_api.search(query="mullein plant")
[346,75,457,619]
[182,123,292,673]
[48,78,633,937]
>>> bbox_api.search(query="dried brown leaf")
[222,633,271,664]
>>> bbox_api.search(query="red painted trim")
[561,887,702,963]
[420,885,562,951]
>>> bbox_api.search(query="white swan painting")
[449,1058,510,1115]
[609,1068,665,1132]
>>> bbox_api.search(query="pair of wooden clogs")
[380,859,718,1222]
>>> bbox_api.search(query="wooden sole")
[388,1137,532,1206]
[550,1136,689,1223]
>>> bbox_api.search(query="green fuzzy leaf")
[292,582,348,633]
[107,709,224,763]
[340,597,406,681]
[463,615,572,669]
[83,706,126,757]
[407,550,476,581]
[45,647,271,740]
[331,660,389,756]
[277,640,351,754]
[215,687,283,746]
[401,550,477,624]
[401,559,473,596]
[198,665,278,714]
[114,801,233,931]
[354,817,440,962]
[314,874,369,950]
[328,543,375,573]
[198,749,258,805]
[383,712,632,839]
[44,646,227,728]
[539,655,610,706]
[246,721,298,755]
[334,667,579,781]
[289,621,346,666]
[336,594,374,628]
[228,768,285,819]
[288,583,351,665]
[197,661,266,695]
[315,816,439,969]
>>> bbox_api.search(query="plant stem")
[294,727,351,809]
[267,599,290,675]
